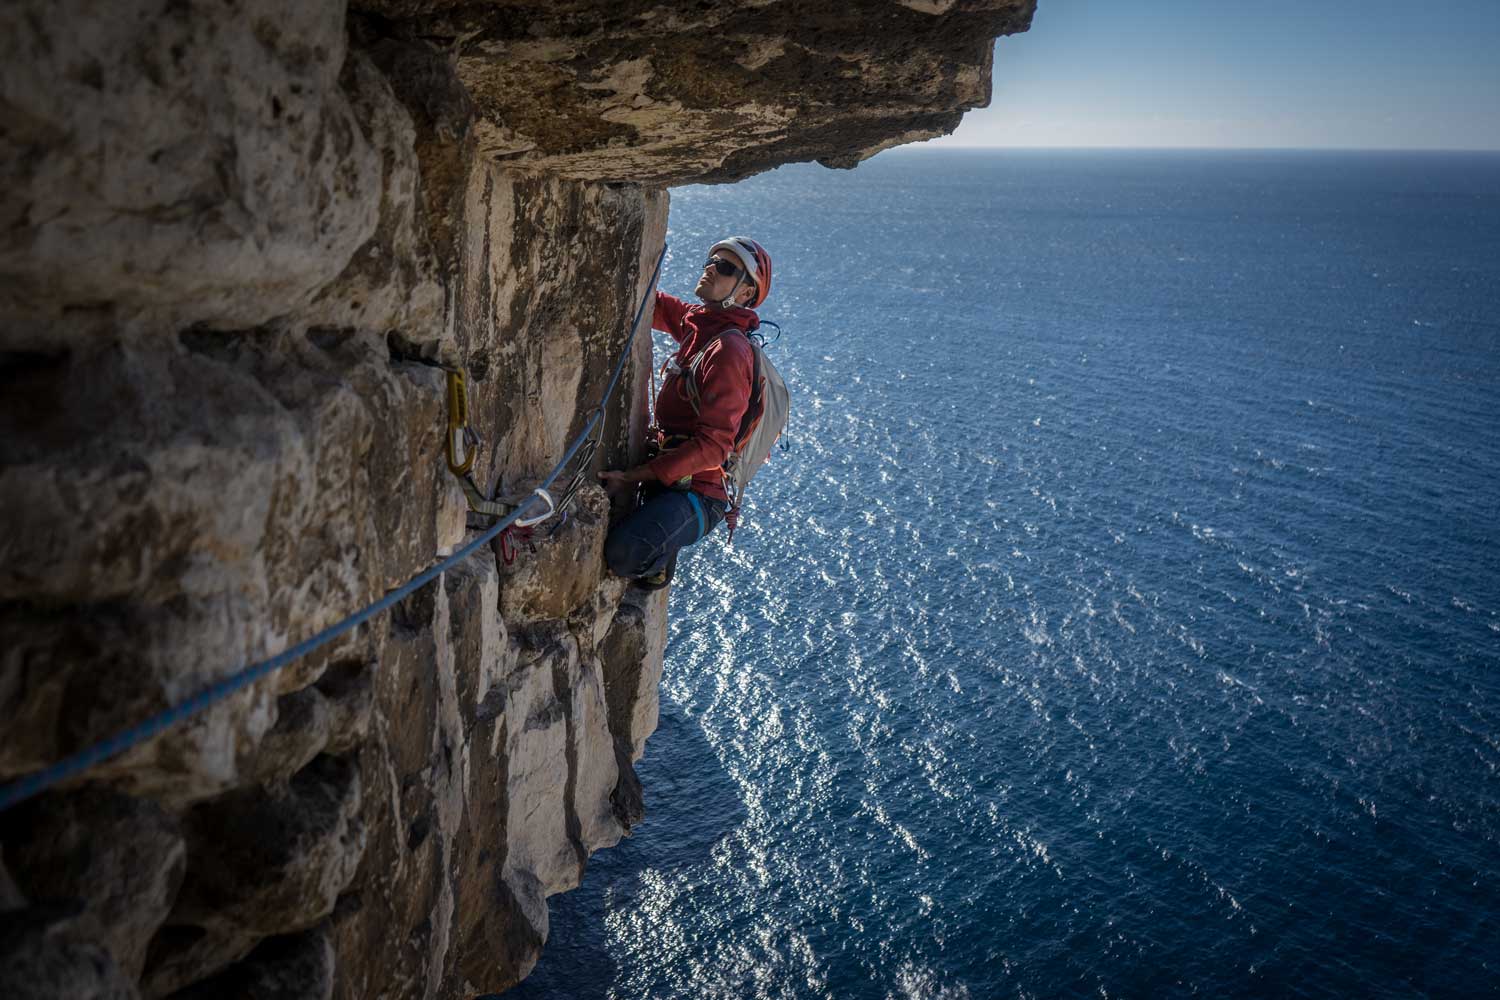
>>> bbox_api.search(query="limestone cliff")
[0,1,1033,996]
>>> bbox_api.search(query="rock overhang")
[352,0,1036,184]
[0,1,1041,994]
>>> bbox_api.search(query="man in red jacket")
[598,236,773,588]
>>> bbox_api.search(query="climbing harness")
[0,243,669,814]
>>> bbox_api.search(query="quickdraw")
[440,366,594,532]
[445,367,477,476]
[441,367,515,518]
[512,487,556,527]
[498,524,534,565]
[0,243,668,815]
[548,427,601,519]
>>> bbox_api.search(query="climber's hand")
[598,467,652,490]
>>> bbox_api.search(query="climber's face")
[695,249,754,306]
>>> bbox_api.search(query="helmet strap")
[718,274,746,310]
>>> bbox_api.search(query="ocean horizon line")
[889,144,1500,155]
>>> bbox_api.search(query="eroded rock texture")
[1,0,1032,994]
[355,0,1034,183]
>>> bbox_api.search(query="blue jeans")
[604,488,726,578]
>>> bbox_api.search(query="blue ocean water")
[514,150,1500,999]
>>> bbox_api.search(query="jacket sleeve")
[652,292,691,344]
[648,338,753,485]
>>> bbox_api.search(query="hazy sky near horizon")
[933,0,1500,149]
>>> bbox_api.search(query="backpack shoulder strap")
[678,334,719,416]
[682,327,756,418]
[735,339,765,446]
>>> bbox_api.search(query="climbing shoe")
[634,551,678,591]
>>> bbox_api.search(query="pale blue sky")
[934,0,1500,149]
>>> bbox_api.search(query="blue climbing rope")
[0,243,668,813]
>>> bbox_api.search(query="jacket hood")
[693,303,759,335]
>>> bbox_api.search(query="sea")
[510,149,1500,999]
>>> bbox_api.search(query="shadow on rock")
[500,703,744,1000]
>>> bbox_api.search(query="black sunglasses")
[703,256,744,279]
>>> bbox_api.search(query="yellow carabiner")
[445,369,476,476]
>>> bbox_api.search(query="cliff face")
[0,1,1032,996]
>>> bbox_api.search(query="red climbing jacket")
[648,292,757,503]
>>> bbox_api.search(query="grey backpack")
[677,331,789,540]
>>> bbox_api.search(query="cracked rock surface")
[353,0,1034,183]
[0,0,1032,994]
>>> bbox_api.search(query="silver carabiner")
[513,488,556,528]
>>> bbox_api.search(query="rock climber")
[598,236,774,589]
